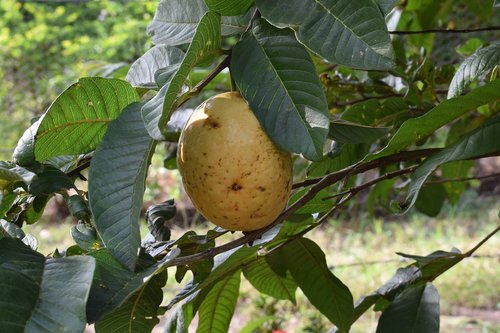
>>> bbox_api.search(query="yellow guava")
[177,92,293,231]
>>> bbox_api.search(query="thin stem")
[428,171,500,184]
[389,26,500,35]
[321,166,417,201]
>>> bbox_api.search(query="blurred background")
[0,1,499,332]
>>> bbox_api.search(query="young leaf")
[231,18,329,161]
[243,257,297,303]
[95,271,168,333]
[256,0,395,70]
[403,115,500,212]
[89,102,156,271]
[368,79,500,161]
[277,238,354,331]
[142,12,222,140]
[34,77,139,161]
[196,271,241,333]
[204,0,254,15]
[448,42,500,99]
[0,238,95,333]
[376,283,440,333]
[148,0,243,46]
[126,45,185,89]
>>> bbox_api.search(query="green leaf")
[403,115,500,212]
[13,118,42,166]
[464,0,495,20]
[95,271,168,333]
[166,245,258,310]
[448,43,500,99]
[196,270,241,333]
[126,45,185,89]
[0,219,25,239]
[34,77,139,161]
[276,238,354,331]
[368,80,500,161]
[307,143,369,177]
[376,283,440,333]
[329,120,390,144]
[0,191,17,219]
[0,238,95,333]
[441,161,474,205]
[396,249,463,280]
[289,188,334,215]
[204,0,254,15]
[88,102,156,270]
[28,165,74,196]
[71,222,101,251]
[240,316,277,333]
[148,0,243,46]
[414,183,446,217]
[341,97,409,127]
[142,12,222,140]
[87,248,180,323]
[0,161,35,190]
[376,0,399,16]
[231,18,329,161]
[256,0,395,70]
[243,257,297,302]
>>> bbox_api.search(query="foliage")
[0,1,499,333]
[0,0,157,159]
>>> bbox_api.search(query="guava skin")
[177,92,293,231]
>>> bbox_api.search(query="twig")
[333,94,403,107]
[293,148,439,189]
[165,150,438,268]
[321,166,417,201]
[176,53,232,110]
[389,26,500,35]
[428,171,500,184]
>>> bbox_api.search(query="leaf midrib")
[249,31,318,152]
[311,0,391,60]
[37,118,112,138]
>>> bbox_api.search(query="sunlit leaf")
[34,77,139,161]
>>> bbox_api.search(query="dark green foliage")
[0,1,498,332]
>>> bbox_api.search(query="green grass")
[24,192,500,333]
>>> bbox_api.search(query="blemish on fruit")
[231,183,242,191]
[258,186,266,192]
[204,117,220,129]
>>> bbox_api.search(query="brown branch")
[165,149,439,268]
[321,166,417,201]
[333,94,404,108]
[389,26,500,35]
[428,171,500,184]
[176,53,232,110]
[293,148,439,189]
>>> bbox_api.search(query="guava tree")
[0,1,499,332]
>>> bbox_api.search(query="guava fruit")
[177,92,292,231]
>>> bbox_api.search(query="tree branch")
[164,149,439,268]
[428,171,500,184]
[389,26,500,35]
